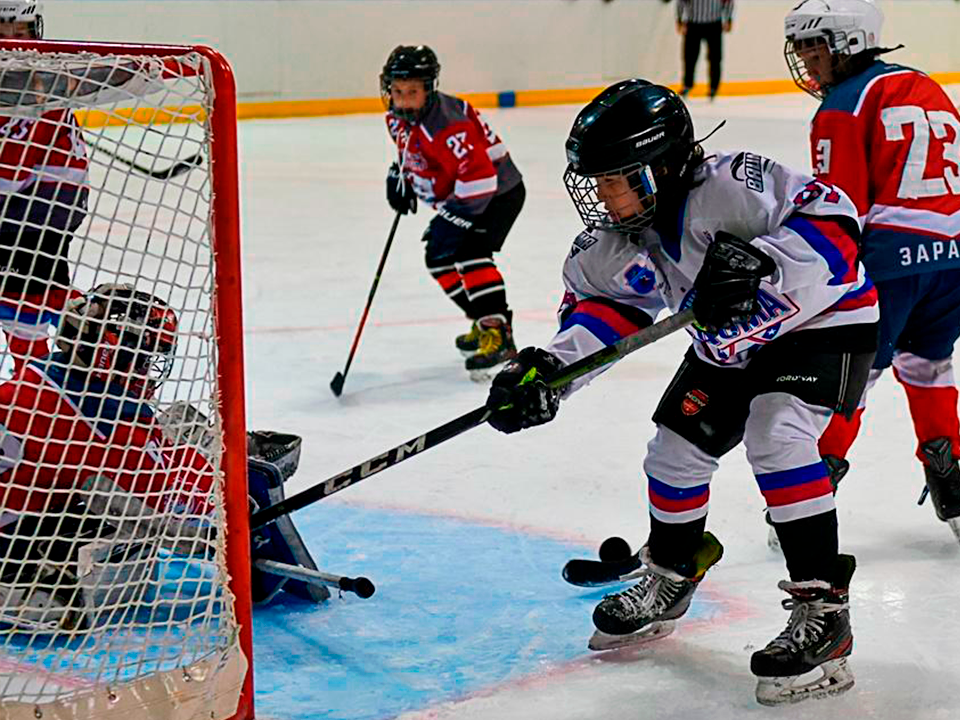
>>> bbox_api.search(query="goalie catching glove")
[486,347,564,434]
[691,231,778,333]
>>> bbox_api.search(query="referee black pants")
[682,21,723,95]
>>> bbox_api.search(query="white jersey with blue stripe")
[547,151,879,393]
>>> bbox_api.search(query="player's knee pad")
[892,352,955,387]
[743,392,831,470]
[248,458,329,605]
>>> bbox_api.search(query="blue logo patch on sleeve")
[625,264,656,294]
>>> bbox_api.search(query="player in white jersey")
[485,80,879,705]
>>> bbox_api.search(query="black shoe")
[751,555,856,705]
[920,437,960,521]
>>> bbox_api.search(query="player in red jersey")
[381,45,525,377]
[0,284,333,630]
[0,2,89,370]
[785,0,960,539]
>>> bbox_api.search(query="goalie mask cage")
[0,42,253,720]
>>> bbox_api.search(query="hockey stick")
[330,211,403,397]
[252,308,695,530]
[85,135,204,180]
[254,559,375,599]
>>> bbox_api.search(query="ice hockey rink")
[238,89,960,720]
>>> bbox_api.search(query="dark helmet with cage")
[379,44,441,122]
[564,79,701,234]
[55,283,179,400]
[0,0,44,39]
[784,0,883,99]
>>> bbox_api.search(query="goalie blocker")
[0,430,334,633]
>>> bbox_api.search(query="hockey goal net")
[0,42,252,720]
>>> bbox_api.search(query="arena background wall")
[48,0,960,117]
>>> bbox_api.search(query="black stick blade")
[562,552,641,587]
[330,372,345,397]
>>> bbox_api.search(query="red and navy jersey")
[811,62,960,281]
[0,108,88,193]
[386,92,522,220]
[0,354,214,519]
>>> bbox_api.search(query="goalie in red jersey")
[0,284,329,632]
[381,45,526,378]
[0,1,89,370]
[785,0,960,540]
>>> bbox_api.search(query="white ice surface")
[238,91,960,719]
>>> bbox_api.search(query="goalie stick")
[250,308,696,531]
[86,135,204,180]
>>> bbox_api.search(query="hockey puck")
[598,536,632,562]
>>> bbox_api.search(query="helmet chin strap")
[695,120,726,145]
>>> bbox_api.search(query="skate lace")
[612,568,684,618]
[769,580,848,654]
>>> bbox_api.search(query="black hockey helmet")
[380,45,441,122]
[564,79,701,233]
[56,283,179,399]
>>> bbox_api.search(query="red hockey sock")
[896,378,960,462]
[817,408,864,460]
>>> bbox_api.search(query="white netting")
[0,48,244,719]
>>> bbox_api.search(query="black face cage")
[785,32,858,100]
[563,161,658,235]
[379,73,438,122]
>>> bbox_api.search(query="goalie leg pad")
[248,458,329,604]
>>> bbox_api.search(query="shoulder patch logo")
[730,152,766,193]
[570,231,599,258]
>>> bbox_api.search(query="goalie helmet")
[0,0,43,39]
[784,0,883,99]
[564,79,701,234]
[379,45,440,122]
[56,283,178,399]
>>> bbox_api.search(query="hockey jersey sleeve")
[809,106,870,218]
[545,230,667,396]
[698,153,863,302]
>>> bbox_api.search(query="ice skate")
[455,320,481,357]
[751,554,856,706]
[588,531,723,651]
[919,438,960,543]
[465,314,517,381]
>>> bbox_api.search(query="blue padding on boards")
[251,505,724,720]
[498,91,517,108]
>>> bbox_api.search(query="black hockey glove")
[486,347,564,434]
[386,162,417,215]
[692,231,778,333]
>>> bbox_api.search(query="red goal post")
[0,40,253,720]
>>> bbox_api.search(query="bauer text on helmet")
[0,0,43,39]
[563,79,701,235]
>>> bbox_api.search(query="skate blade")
[588,620,676,651]
[948,517,960,544]
[755,658,855,706]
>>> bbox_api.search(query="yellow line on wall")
[76,72,960,128]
